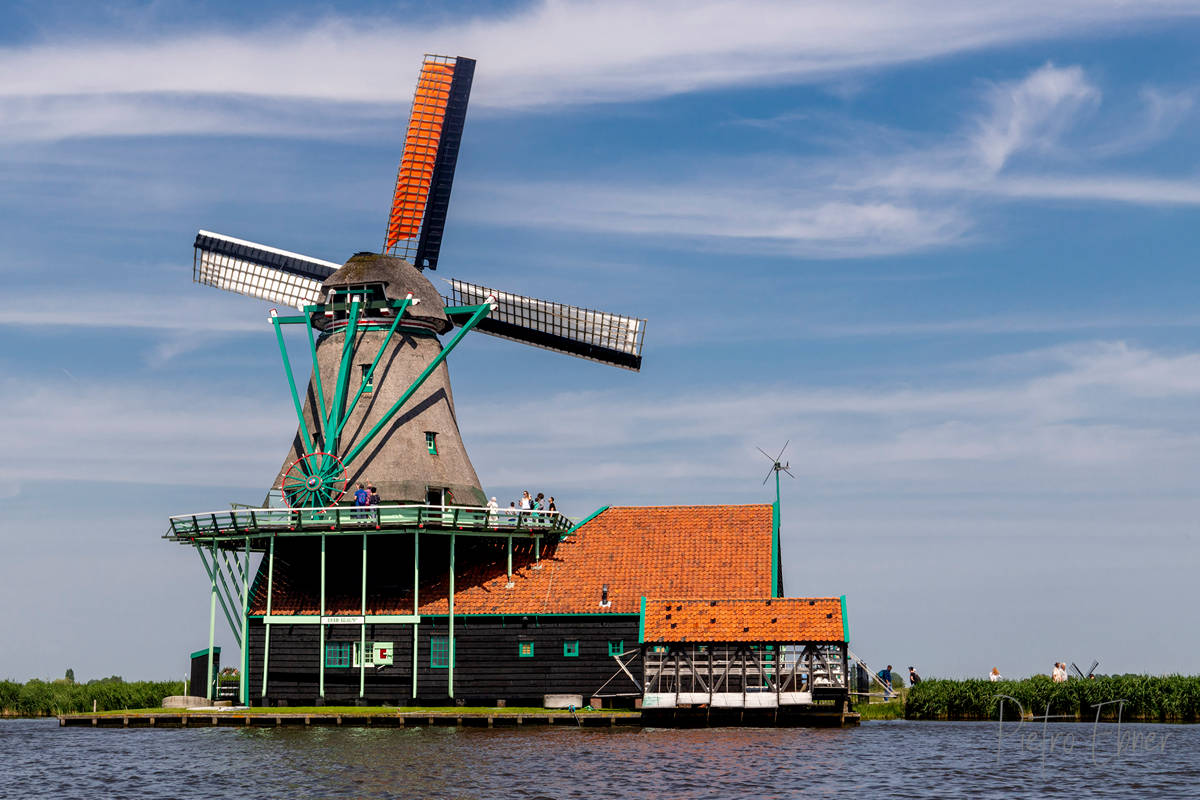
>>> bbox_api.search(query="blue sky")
[3,0,1200,683]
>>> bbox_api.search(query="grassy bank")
[905,676,1200,722]
[0,678,185,716]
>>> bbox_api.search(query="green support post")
[412,530,419,700]
[305,313,328,433]
[271,315,315,454]
[506,536,512,583]
[319,533,326,699]
[341,299,494,469]
[328,295,412,448]
[325,299,361,451]
[448,532,455,699]
[360,533,367,699]
[195,545,241,645]
[241,537,249,706]
[206,540,217,701]
[262,536,274,698]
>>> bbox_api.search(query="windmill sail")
[193,230,338,309]
[384,55,475,271]
[445,279,646,371]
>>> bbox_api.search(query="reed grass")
[905,676,1200,722]
[0,678,185,716]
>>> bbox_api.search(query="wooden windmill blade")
[383,54,475,271]
[193,230,339,309]
[444,278,647,371]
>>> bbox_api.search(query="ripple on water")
[3,718,1199,799]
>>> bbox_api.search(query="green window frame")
[325,641,352,668]
[518,641,534,658]
[430,635,450,668]
[650,644,668,654]
[607,640,624,657]
[425,431,438,455]
[563,640,580,657]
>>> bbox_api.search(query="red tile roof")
[420,505,774,614]
[249,504,775,616]
[643,597,845,643]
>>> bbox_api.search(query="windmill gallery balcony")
[165,504,571,545]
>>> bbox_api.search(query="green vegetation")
[905,676,1200,722]
[855,697,904,720]
[0,677,184,716]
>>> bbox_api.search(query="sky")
[2,0,1200,684]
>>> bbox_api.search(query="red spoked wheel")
[281,452,348,509]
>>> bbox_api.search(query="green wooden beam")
[329,295,412,448]
[319,533,326,698]
[360,533,367,699]
[566,505,610,536]
[840,595,849,642]
[261,536,274,698]
[240,538,250,706]
[448,532,455,698]
[341,299,493,469]
[305,313,328,442]
[271,314,315,455]
[325,299,362,450]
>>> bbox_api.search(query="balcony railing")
[166,504,571,541]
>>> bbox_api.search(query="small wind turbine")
[757,441,795,508]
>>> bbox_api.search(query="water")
[3,718,1199,799]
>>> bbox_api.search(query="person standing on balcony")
[354,483,369,518]
[547,496,557,512]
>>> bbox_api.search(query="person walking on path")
[908,666,921,686]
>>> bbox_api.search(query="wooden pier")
[59,710,640,729]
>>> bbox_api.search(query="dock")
[59,710,640,729]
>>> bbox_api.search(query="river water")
[3,718,1198,799]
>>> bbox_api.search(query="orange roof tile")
[643,597,845,643]
[417,504,773,615]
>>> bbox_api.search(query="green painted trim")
[324,641,353,668]
[566,504,610,536]
[415,618,638,623]
[189,647,221,660]
[447,531,455,698]
[638,596,646,643]
[771,499,781,598]
[563,640,580,657]
[430,634,451,668]
[607,640,624,657]
[518,641,535,658]
[840,595,849,641]
[342,298,492,468]
[256,614,421,624]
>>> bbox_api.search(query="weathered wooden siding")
[247,616,640,706]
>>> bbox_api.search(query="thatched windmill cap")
[322,252,451,334]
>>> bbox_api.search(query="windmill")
[192,55,646,508]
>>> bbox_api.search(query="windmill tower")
[193,55,646,508]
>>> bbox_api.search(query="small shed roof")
[642,597,845,643]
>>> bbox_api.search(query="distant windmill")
[191,55,647,508]
[1072,660,1100,679]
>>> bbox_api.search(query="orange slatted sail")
[385,58,456,250]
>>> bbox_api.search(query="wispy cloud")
[2,1,1199,141]
[460,63,1200,256]
[464,341,1200,501]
